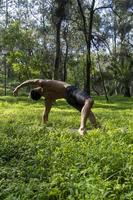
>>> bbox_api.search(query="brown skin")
[13,79,97,135]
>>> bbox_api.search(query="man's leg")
[42,100,53,123]
[78,99,94,135]
[89,111,97,128]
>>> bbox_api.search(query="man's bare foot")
[78,128,86,136]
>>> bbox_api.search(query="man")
[13,79,97,135]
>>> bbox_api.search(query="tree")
[111,0,133,96]
[52,0,69,80]
[76,0,112,94]
[76,0,95,94]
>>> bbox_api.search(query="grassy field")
[0,95,133,200]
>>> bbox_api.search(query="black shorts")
[66,86,91,111]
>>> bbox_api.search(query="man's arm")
[42,99,53,123]
[13,79,42,96]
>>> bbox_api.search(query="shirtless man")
[13,79,97,135]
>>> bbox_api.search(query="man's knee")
[85,98,94,107]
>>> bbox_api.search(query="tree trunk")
[54,20,61,80]
[99,65,109,101]
[4,55,7,96]
[85,0,95,95]
[77,0,95,95]
[63,42,68,81]
[124,87,131,97]
[124,82,131,97]
[92,85,100,95]
[85,52,91,94]
[97,51,109,101]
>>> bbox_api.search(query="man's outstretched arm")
[13,79,42,96]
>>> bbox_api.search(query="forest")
[0,0,133,97]
[0,0,133,200]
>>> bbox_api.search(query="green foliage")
[67,57,85,88]
[0,21,44,81]
[0,96,133,199]
[0,0,133,96]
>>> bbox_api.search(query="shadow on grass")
[55,97,133,111]
[95,97,133,110]
[0,95,132,111]
[0,96,44,105]
[95,103,133,110]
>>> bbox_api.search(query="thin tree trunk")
[85,53,91,94]
[92,85,100,95]
[124,81,131,97]
[86,0,95,94]
[5,0,8,28]
[77,0,95,95]
[63,42,68,81]
[4,55,7,96]
[97,51,109,101]
[54,20,61,80]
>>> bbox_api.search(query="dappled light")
[0,96,133,199]
[0,0,133,199]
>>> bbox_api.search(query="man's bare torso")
[39,79,70,100]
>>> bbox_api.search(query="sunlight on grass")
[0,96,133,199]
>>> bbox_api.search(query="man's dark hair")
[30,89,41,101]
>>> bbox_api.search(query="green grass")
[0,96,133,200]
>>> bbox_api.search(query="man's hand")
[13,88,18,96]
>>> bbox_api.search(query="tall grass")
[0,96,133,199]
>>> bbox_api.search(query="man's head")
[30,87,43,101]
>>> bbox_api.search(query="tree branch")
[92,32,112,54]
[94,4,112,12]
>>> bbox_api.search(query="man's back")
[40,79,71,99]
